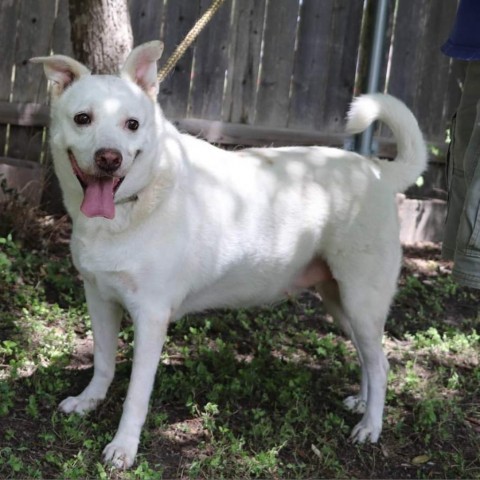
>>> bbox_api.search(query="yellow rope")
[157,0,226,83]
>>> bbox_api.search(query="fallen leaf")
[411,454,430,465]
[311,444,322,460]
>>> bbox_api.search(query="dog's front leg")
[103,308,170,469]
[60,280,122,414]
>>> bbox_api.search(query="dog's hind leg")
[316,280,368,414]
[59,280,122,415]
[317,273,394,443]
[341,274,395,443]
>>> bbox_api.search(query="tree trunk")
[68,0,133,74]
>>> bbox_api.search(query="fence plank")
[0,99,448,162]
[224,0,267,124]
[52,0,73,56]
[289,0,364,132]
[387,0,461,143]
[288,0,335,130]
[173,117,446,161]
[0,101,49,127]
[0,1,20,156]
[158,0,200,118]
[130,0,165,46]
[255,0,300,127]
[189,0,232,119]
[8,0,56,162]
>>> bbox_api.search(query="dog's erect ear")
[30,55,90,96]
[121,41,164,100]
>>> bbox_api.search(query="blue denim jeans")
[443,61,480,288]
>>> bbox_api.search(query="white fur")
[32,41,427,469]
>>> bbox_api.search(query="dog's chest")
[71,233,140,301]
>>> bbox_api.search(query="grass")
[1,201,480,478]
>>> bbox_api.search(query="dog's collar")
[115,194,139,206]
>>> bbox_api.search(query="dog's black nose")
[94,148,122,173]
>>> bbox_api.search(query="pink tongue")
[80,177,116,219]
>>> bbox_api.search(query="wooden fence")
[0,0,465,217]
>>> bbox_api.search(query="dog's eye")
[74,113,92,126]
[126,119,139,131]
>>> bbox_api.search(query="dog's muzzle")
[68,149,125,220]
[95,148,123,174]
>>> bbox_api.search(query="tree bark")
[68,0,133,74]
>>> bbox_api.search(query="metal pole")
[358,0,389,156]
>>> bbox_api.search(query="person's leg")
[443,62,480,261]
[452,92,480,288]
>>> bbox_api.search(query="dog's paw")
[349,418,381,444]
[103,437,138,469]
[343,395,367,414]
[59,395,101,415]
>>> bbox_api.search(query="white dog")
[31,41,426,469]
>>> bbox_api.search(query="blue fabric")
[441,0,480,60]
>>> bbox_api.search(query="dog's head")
[31,41,165,220]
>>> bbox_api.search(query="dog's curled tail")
[345,93,427,193]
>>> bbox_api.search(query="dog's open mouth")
[68,150,124,220]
